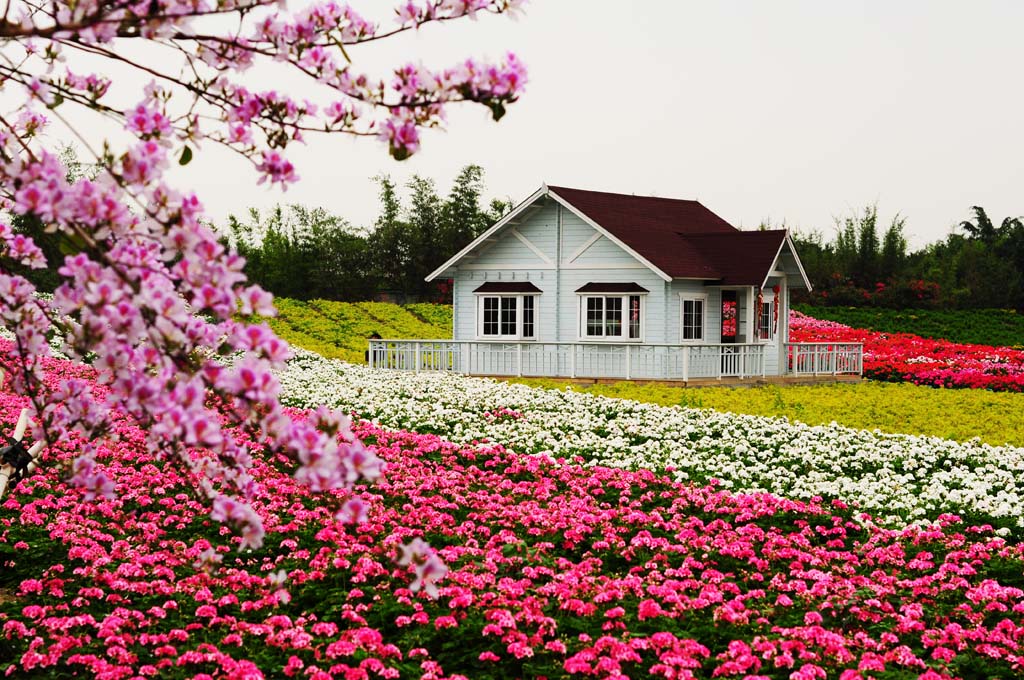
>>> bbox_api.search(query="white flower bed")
[277,350,1024,530]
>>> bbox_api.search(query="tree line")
[790,205,1024,310]
[226,165,509,302]
[8,152,1021,310]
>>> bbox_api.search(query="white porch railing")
[786,342,864,376]
[368,340,863,380]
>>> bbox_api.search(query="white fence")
[368,340,863,380]
[786,342,863,376]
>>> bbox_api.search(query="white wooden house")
[370,185,862,382]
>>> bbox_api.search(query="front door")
[721,291,737,344]
[720,291,739,375]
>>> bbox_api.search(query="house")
[370,185,862,383]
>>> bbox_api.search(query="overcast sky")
[37,1,1024,248]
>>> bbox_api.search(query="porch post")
[517,343,523,377]
[626,345,632,380]
[570,344,577,378]
[746,286,756,342]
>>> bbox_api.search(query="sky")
[23,1,1024,249]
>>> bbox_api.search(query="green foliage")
[792,203,1024,310]
[366,165,510,300]
[228,165,509,303]
[795,305,1024,348]
[228,205,375,301]
[509,378,1024,448]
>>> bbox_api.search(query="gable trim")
[547,189,673,282]
[425,184,549,282]
[759,232,813,291]
[510,227,554,265]
[567,232,602,263]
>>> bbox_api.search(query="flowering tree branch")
[0,0,527,553]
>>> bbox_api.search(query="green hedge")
[794,305,1024,348]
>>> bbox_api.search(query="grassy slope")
[268,298,1024,447]
[794,305,1024,348]
[256,298,452,363]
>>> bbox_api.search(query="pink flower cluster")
[791,311,1024,392]
[1,1,527,551]
[2,353,1023,678]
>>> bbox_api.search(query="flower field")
[511,379,1024,448]
[276,350,1024,534]
[791,312,1024,392]
[4,353,1024,679]
[795,306,1024,349]
[262,300,1024,443]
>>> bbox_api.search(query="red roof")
[548,186,787,285]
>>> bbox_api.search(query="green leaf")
[488,101,507,122]
[179,146,193,166]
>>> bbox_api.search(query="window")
[500,297,516,335]
[758,300,774,341]
[628,295,641,340]
[522,296,535,338]
[580,295,643,341]
[477,295,538,339]
[680,296,705,342]
[482,297,499,336]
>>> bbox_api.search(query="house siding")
[453,199,669,344]
[442,195,807,379]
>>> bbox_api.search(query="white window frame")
[678,293,708,344]
[475,294,539,340]
[576,293,646,343]
[757,297,775,343]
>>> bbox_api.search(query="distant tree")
[367,165,507,299]
[367,174,415,295]
[228,205,374,300]
[880,214,908,281]
[957,206,1024,244]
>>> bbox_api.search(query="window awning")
[575,282,649,294]
[473,281,542,293]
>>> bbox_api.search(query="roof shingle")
[548,185,786,285]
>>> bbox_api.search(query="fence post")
[793,346,800,376]
[832,345,838,375]
[368,341,374,369]
[682,347,690,382]
[625,345,632,380]
[570,344,577,378]
[517,343,523,377]
[740,346,747,378]
[414,341,421,373]
[761,345,766,378]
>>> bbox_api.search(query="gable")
[427,188,667,281]
[426,184,811,288]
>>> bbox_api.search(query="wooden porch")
[368,340,863,382]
